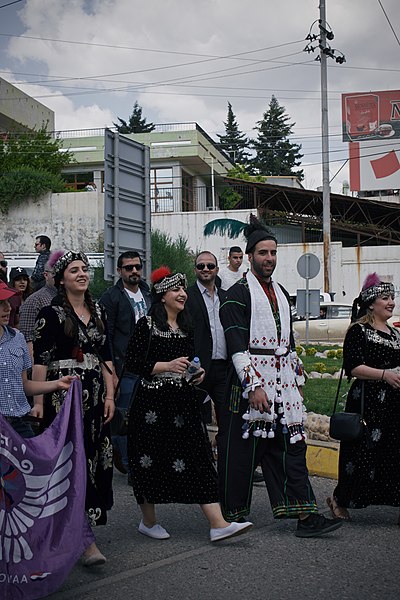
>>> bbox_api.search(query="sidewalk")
[51,472,399,600]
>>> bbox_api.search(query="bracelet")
[381,369,385,381]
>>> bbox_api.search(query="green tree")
[151,230,196,285]
[0,126,74,213]
[0,126,74,175]
[217,102,250,165]
[251,95,304,180]
[113,101,156,133]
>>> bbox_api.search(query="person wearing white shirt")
[218,246,245,290]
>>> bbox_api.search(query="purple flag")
[0,379,87,600]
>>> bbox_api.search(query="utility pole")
[320,0,331,294]
[304,2,345,295]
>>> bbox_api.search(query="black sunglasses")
[196,263,216,271]
[121,264,142,272]
[0,260,7,268]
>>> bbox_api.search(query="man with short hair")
[100,251,151,475]
[186,251,228,424]
[218,217,343,538]
[0,252,7,283]
[19,263,57,358]
[31,235,51,291]
[218,246,245,290]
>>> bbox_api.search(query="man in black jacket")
[100,251,151,475]
[186,251,228,425]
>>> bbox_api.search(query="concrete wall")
[1,193,399,304]
[0,191,103,252]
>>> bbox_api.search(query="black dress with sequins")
[333,323,400,509]
[125,316,219,505]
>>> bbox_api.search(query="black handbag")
[329,365,366,442]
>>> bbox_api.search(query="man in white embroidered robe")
[218,220,343,537]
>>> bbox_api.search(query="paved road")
[52,472,399,600]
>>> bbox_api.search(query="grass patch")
[303,378,350,416]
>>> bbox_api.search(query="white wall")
[2,195,399,305]
[0,191,103,253]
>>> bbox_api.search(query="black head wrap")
[244,214,277,253]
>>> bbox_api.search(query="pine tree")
[217,102,250,165]
[113,101,155,133]
[251,95,303,180]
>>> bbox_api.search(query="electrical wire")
[377,0,400,47]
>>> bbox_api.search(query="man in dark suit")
[186,251,228,425]
[100,251,151,476]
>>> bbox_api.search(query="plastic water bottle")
[185,356,201,381]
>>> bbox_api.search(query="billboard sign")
[342,90,400,142]
[349,139,400,191]
[104,129,151,282]
[342,90,400,191]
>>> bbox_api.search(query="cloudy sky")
[1,0,399,192]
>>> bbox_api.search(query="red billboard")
[342,90,400,142]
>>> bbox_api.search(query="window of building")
[182,170,194,211]
[151,167,174,212]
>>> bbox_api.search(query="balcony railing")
[151,186,210,213]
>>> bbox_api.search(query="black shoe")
[253,470,264,484]
[295,513,343,538]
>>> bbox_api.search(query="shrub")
[0,167,67,213]
[313,362,327,373]
[305,347,317,356]
[335,348,343,359]
[296,345,304,356]
[326,349,337,358]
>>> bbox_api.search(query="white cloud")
[2,0,399,192]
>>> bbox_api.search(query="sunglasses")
[196,263,216,271]
[121,264,142,272]
[0,260,7,268]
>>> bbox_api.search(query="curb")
[306,439,339,480]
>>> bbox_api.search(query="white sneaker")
[138,520,171,539]
[210,521,253,542]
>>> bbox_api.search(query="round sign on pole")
[297,253,320,280]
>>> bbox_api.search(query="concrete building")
[59,123,233,211]
[0,77,54,133]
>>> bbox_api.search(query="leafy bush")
[151,230,196,285]
[305,347,317,356]
[326,349,337,358]
[313,362,327,373]
[0,168,67,213]
[336,348,343,359]
[296,345,304,356]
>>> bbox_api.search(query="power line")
[377,0,400,47]
[0,32,303,60]
[0,0,23,8]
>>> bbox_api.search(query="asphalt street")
[51,472,399,600]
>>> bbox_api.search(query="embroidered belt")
[48,355,100,371]
[249,347,290,356]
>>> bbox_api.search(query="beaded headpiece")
[351,272,395,322]
[49,250,89,277]
[360,281,394,304]
[151,266,187,294]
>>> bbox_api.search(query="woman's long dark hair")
[149,295,193,335]
[53,285,105,338]
[11,276,33,301]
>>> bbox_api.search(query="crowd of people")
[1,220,399,592]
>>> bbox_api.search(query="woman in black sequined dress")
[125,268,253,542]
[327,274,400,522]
